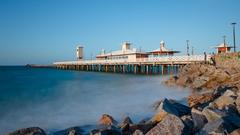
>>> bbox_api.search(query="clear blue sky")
[0,0,239,65]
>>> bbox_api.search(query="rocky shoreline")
[6,53,240,135]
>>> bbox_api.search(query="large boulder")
[188,93,215,108]
[230,129,240,135]
[53,127,84,135]
[222,112,240,129]
[99,114,117,126]
[146,114,185,135]
[222,89,237,97]
[236,96,240,114]
[181,115,194,135]
[191,108,208,131]
[176,76,191,87]
[213,91,235,110]
[118,116,133,132]
[197,119,228,135]
[191,76,209,89]
[198,113,239,135]
[7,127,46,135]
[202,107,225,122]
[151,99,190,122]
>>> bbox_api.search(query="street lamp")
[186,40,190,56]
[231,22,237,52]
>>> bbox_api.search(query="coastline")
[6,53,240,135]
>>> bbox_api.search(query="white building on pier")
[96,42,148,62]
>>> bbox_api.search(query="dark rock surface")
[7,127,46,135]
[191,108,208,132]
[151,98,190,122]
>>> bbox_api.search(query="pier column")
[146,65,149,75]
[113,65,116,73]
[134,65,137,74]
[161,65,164,75]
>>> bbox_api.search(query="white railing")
[53,55,211,65]
[139,55,211,62]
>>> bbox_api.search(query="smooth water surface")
[0,66,190,134]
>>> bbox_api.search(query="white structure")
[122,42,131,51]
[76,46,83,60]
[96,42,148,61]
[149,40,180,57]
[215,43,232,54]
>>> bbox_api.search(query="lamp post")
[231,22,237,52]
[186,40,190,56]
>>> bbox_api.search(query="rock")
[176,76,191,87]
[230,73,240,82]
[118,116,133,132]
[165,75,178,86]
[236,96,240,114]
[214,94,235,110]
[151,111,168,123]
[151,99,190,122]
[214,70,230,83]
[181,115,194,134]
[213,86,230,97]
[188,93,215,108]
[202,107,225,122]
[132,129,144,135]
[170,99,191,116]
[99,114,117,126]
[230,129,240,135]
[222,112,240,128]
[191,108,208,131]
[53,127,84,135]
[7,127,46,135]
[191,76,209,89]
[138,118,151,124]
[146,114,185,135]
[223,90,237,97]
[121,117,133,125]
[128,123,155,134]
[197,119,227,135]
[90,126,121,135]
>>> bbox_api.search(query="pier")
[54,55,211,74]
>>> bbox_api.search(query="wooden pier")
[53,55,211,74]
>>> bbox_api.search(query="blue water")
[0,66,190,134]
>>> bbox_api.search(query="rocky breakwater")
[163,53,240,134]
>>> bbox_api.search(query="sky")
[0,0,239,65]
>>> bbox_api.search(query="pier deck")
[54,55,211,74]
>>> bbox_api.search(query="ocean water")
[0,66,190,134]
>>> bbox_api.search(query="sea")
[0,66,190,134]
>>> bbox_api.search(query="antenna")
[192,46,194,55]
[223,35,226,47]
